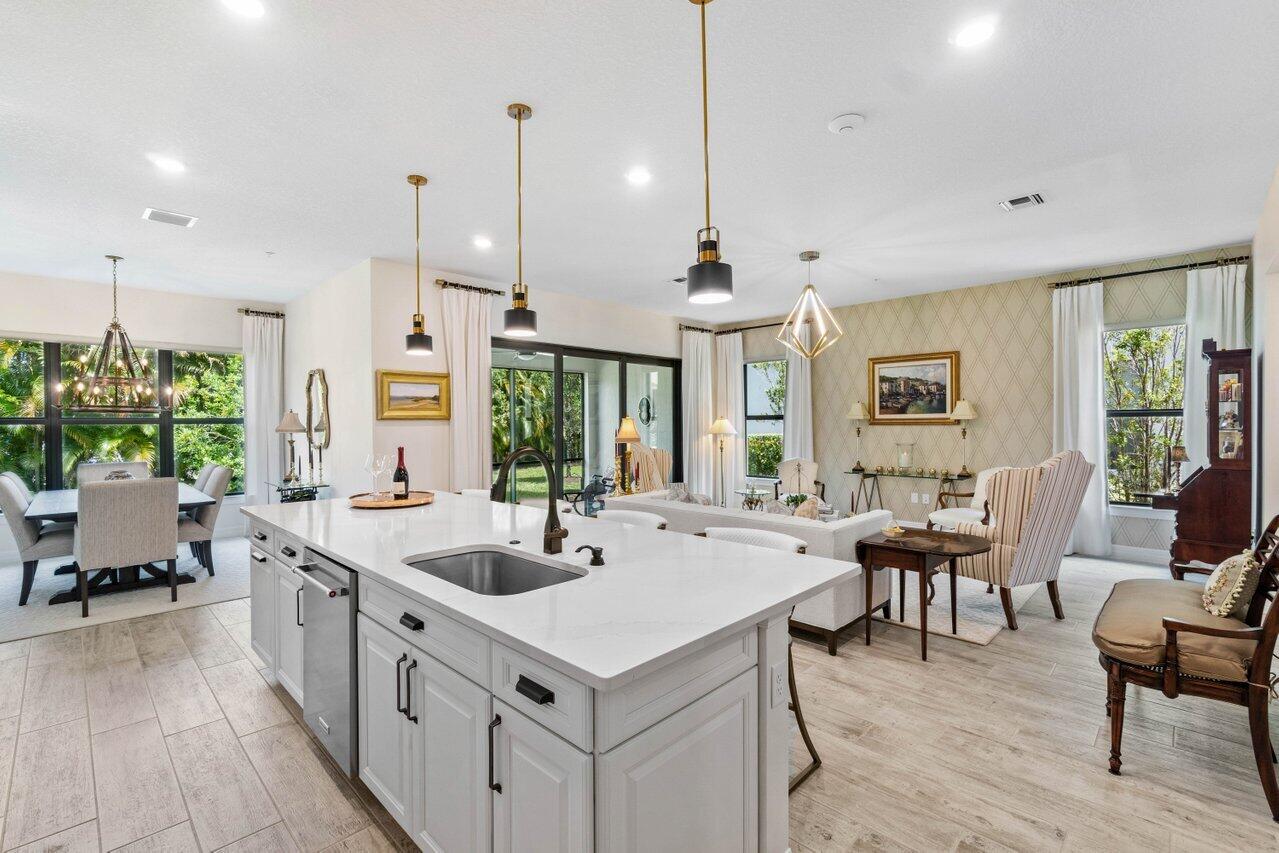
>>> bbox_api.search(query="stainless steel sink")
[404,550,583,595]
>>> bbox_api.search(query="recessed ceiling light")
[626,166,652,186]
[221,0,265,18]
[472,235,493,250]
[950,15,998,48]
[146,154,186,173]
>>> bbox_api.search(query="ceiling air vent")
[997,193,1045,212]
[142,207,198,228]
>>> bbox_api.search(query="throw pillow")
[688,492,712,506]
[762,499,791,515]
[793,497,820,520]
[666,483,689,502]
[1202,550,1262,619]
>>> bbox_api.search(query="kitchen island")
[242,492,858,852]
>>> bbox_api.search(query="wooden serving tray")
[349,490,434,509]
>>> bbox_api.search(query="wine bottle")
[392,446,409,500]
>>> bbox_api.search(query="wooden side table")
[856,529,992,660]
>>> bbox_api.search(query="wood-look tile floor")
[788,557,1279,852]
[0,601,414,853]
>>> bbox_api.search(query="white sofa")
[605,490,893,654]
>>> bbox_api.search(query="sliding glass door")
[491,347,556,503]
[563,355,620,494]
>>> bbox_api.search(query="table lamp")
[708,417,737,507]
[1169,444,1188,492]
[847,400,869,473]
[275,409,306,483]
[614,415,642,495]
[951,399,977,477]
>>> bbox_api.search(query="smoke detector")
[142,207,198,228]
[997,193,1045,212]
[827,113,866,135]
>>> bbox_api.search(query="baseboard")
[1107,544,1166,566]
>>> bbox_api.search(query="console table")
[846,469,970,514]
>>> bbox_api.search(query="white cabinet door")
[248,548,275,671]
[492,700,592,853]
[274,562,304,705]
[357,614,415,832]
[413,656,492,853]
[595,668,757,853]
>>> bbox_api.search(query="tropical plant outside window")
[1102,324,1185,505]
[490,367,585,501]
[744,360,786,478]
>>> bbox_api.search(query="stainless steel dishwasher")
[298,549,358,777]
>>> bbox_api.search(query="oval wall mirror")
[305,368,331,450]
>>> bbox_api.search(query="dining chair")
[73,477,178,617]
[459,488,493,499]
[595,509,668,530]
[179,464,231,575]
[701,526,819,793]
[192,462,217,494]
[2,471,34,502]
[0,474,75,606]
[76,460,151,484]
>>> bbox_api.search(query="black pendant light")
[686,0,732,305]
[503,103,538,337]
[404,174,433,355]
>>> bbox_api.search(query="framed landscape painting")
[376,370,451,420]
[868,351,959,425]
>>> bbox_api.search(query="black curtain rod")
[238,308,285,318]
[1050,255,1250,289]
[680,319,791,336]
[435,278,504,297]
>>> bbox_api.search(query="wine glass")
[363,453,384,499]
[374,453,391,498]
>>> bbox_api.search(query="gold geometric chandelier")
[776,250,843,360]
[58,255,170,413]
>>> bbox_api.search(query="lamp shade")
[503,306,538,337]
[847,400,869,422]
[275,410,305,433]
[951,399,977,421]
[615,416,641,444]
[687,259,733,304]
[1170,445,1189,463]
[708,417,737,437]
[405,331,433,355]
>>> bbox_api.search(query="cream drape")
[1184,263,1247,471]
[713,332,745,506]
[442,287,494,490]
[242,314,283,507]
[681,330,715,497]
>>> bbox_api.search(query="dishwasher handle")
[296,563,349,598]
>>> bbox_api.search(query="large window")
[1102,325,1185,506]
[743,360,786,478]
[0,338,244,494]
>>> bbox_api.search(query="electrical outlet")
[770,664,786,708]
[910,492,919,504]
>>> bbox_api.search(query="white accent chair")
[0,474,75,606]
[460,488,493,499]
[699,525,820,792]
[73,477,179,617]
[595,509,668,530]
[927,467,1007,530]
[179,464,231,575]
[76,460,151,484]
[774,457,824,501]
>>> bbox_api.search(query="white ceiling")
[2,0,1277,322]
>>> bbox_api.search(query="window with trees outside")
[1103,324,1185,506]
[743,360,786,478]
[0,337,245,494]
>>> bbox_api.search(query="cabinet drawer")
[359,578,490,689]
[491,642,592,751]
[276,532,304,567]
[595,629,755,752]
[248,522,273,552]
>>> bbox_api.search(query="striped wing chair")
[951,450,1095,629]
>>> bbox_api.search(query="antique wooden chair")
[1093,514,1279,821]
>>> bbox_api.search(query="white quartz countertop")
[241,493,858,690]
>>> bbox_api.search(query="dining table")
[24,482,215,606]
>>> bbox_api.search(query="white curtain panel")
[713,332,746,506]
[1052,282,1112,556]
[242,314,284,507]
[783,325,814,461]
[681,329,715,497]
[443,287,494,490]
[1184,263,1247,470]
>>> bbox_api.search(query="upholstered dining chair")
[179,464,231,575]
[459,488,493,499]
[73,477,179,617]
[701,525,819,792]
[595,509,668,530]
[0,474,75,606]
[774,458,824,502]
[76,460,151,484]
[2,471,34,502]
[949,450,1094,630]
[927,466,1008,530]
[192,462,217,494]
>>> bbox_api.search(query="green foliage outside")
[746,360,787,478]
[0,339,46,489]
[1102,326,1185,504]
[490,367,585,500]
[747,433,783,479]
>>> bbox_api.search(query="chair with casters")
[595,509,668,530]
[76,460,151,484]
[0,473,75,606]
[928,466,1007,530]
[701,525,819,792]
[73,477,179,617]
[774,457,825,502]
[179,465,231,575]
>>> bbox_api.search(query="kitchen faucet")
[490,446,569,554]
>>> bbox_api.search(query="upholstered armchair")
[927,466,1007,530]
[774,458,824,501]
[951,450,1094,629]
[630,443,672,493]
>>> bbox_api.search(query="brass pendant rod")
[516,111,524,287]
[414,179,421,316]
[699,0,711,231]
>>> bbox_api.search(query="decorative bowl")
[882,524,906,537]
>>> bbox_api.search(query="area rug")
[871,570,1036,645]
[0,536,249,643]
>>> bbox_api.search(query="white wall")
[491,285,681,359]
[1254,165,1279,526]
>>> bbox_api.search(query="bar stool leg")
[788,642,821,793]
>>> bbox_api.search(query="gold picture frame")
[868,351,960,425]
[376,370,451,420]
